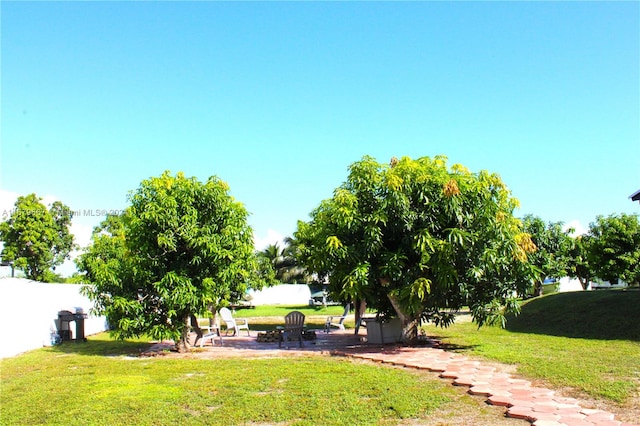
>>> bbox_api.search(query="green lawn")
[3,291,638,424]
[232,304,347,318]
[229,304,356,331]
[1,334,453,426]
[425,289,640,403]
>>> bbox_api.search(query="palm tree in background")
[259,238,310,284]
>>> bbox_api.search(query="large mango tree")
[295,156,538,342]
[78,171,264,352]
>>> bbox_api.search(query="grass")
[1,334,453,426]
[232,304,347,318]
[425,289,640,404]
[3,292,639,424]
[505,288,640,341]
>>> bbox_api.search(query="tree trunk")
[533,280,543,297]
[175,332,190,353]
[174,315,194,353]
[387,294,420,343]
[354,299,367,334]
[399,317,421,344]
[189,314,203,346]
[577,276,589,290]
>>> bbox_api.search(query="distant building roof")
[631,189,640,202]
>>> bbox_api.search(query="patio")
[148,327,373,357]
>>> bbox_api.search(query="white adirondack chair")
[195,316,222,347]
[324,304,350,332]
[219,307,250,336]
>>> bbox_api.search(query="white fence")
[0,280,315,358]
[0,278,108,359]
[557,277,628,292]
[247,284,312,306]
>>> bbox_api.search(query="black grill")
[58,310,88,342]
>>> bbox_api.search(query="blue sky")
[1,1,639,276]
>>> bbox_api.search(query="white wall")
[558,277,587,292]
[247,284,311,306]
[0,278,108,359]
[557,277,630,292]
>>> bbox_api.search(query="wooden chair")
[279,311,306,348]
[324,304,350,332]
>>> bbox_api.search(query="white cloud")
[253,229,286,251]
[0,189,96,277]
[0,189,20,220]
[41,194,60,208]
[563,220,587,237]
[55,221,94,275]
[70,221,93,250]
[1,190,64,216]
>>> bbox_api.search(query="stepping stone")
[507,406,536,421]
[530,412,562,422]
[453,376,484,387]
[556,412,587,421]
[468,385,492,396]
[583,412,616,422]
[509,399,536,408]
[531,402,560,413]
[554,405,585,415]
[412,364,435,371]
[580,408,609,416]
[509,389,536,399]
[333,343,639,426]
[532,421,564,426]
[476,366,496,373]
[587,420,622,426]
[403,358,427,364]
[491,372,513,381]
[488,394,512,407]
[473,373,496,382]
[554,396,581,405]
[488,388,513,397]
[555,418,593,426]
[528,387,556,397]
[388,360,412,367]
[508,378,532,386]
[427,363,449,372]
[531,397,557,406]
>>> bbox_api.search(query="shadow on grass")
[505,289,640,341]
[437,342,479,353]
[425,336,479,354]
[50,334,154,357]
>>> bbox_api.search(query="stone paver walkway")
[331,345,639,426]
